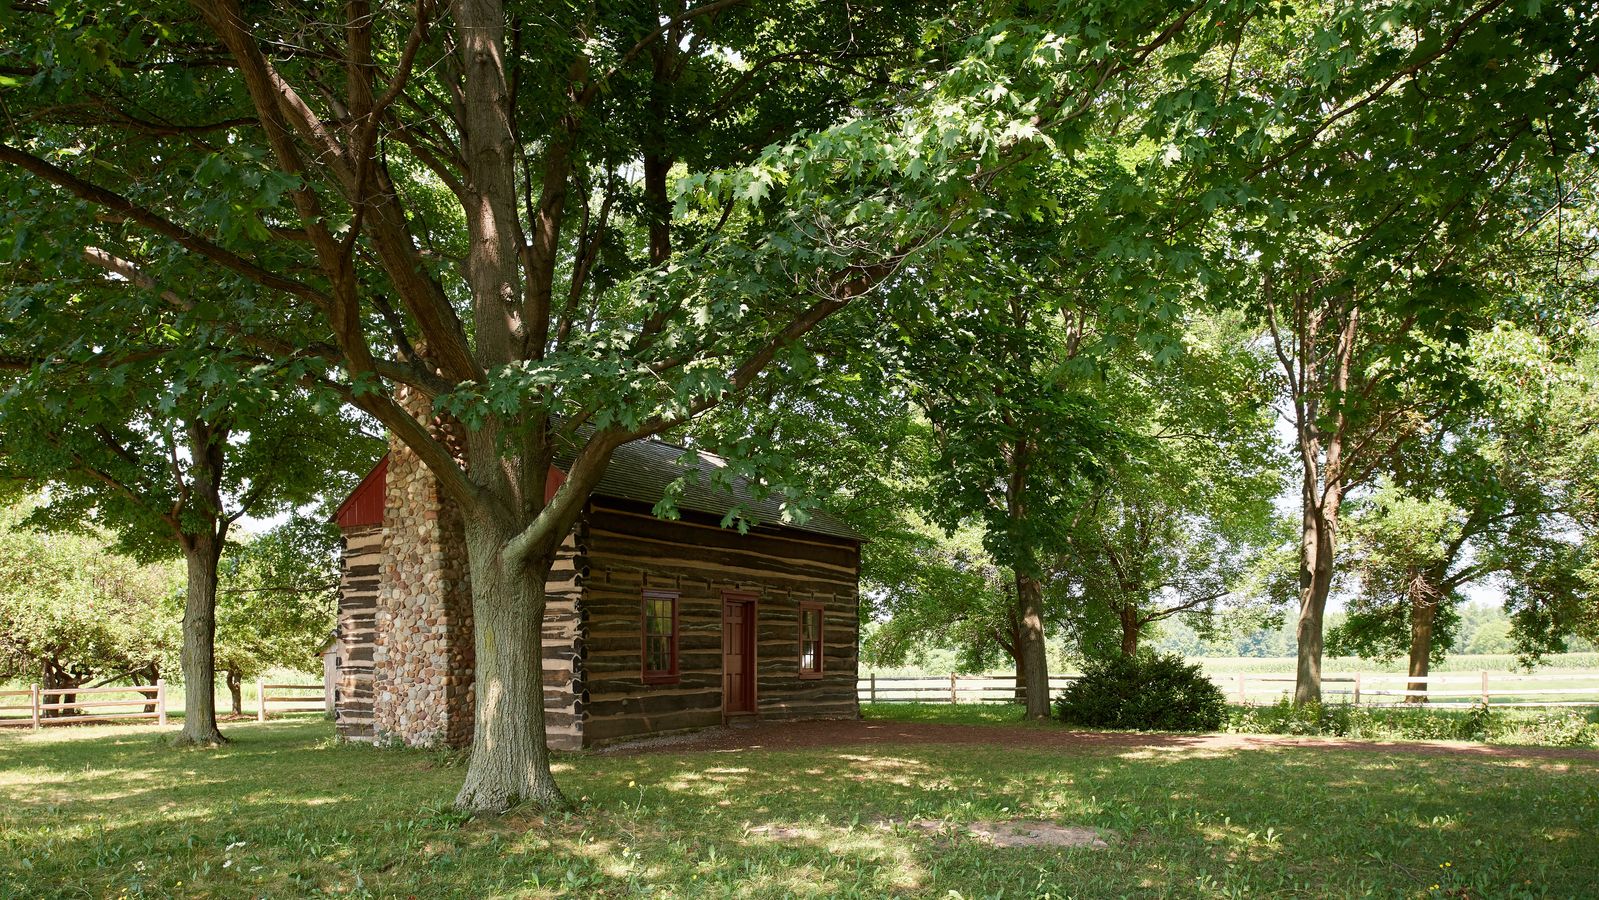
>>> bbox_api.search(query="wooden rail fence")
[2,679,329,728]
[859,671,1599,708]
[858,674,1081,704]
[0,682,167,727]
[256,681,329,721]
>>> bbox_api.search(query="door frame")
[721,591,759,719]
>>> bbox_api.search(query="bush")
[1225,699,1599,748]
[1521,711,1598,747]
[1056,653,1228,732]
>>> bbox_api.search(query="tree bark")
[1406,584,1437,705]
[453,512,566,814]
[176,531,227,745]
[1282,296,1357,706]
[1119,605,1141,657]
[1294,500,1338,704]
[138,661,160,714]
[1015,571,1052,720]
[226,667,243,716]
[41,658,87,718]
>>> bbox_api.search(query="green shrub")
[1056,653,1227,732]
[1520,711,1598,747]
[1225,699,1599,747]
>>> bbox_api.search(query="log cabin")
[330,435,862,750]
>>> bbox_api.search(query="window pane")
[648,599,674,635]
[801,645,817,671]
[803,610,820,641]
[643,595,677,675]
[647,636,671,673]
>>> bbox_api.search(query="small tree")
[0,499,181,713]
[1331,325,1599,692]
[214,515,342,714]
[0,327,377,743]
[1053,317,1283,659]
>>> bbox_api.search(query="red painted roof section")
[335,456,388,528]
[335,455,569,529]
[545,464,567,504]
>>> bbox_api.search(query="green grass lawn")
[4,716,1597,898]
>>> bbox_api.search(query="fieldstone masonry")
[370,398,476,748]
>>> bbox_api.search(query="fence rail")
[0,682,167,727]
[256,681,329,721]
[859,671,1599,708]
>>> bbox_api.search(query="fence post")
[257,679,266,722]
[29,684,40,730]
[1236,674,1247,705]
[156,679,167,726]
[869,673,876,703]
[1481,670,1490,705]
[949,673,958,704]
[1353,673,1361,706]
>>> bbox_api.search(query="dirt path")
[603,718,1599,763]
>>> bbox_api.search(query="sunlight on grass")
[2,720,1597,897]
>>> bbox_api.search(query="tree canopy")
[1,0,1596,811]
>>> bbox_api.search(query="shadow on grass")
[3,719,1596,898]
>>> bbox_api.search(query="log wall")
[543,526,586,750]
[579,499,860,747]
[334,523,382,742]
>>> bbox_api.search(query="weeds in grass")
[1227,698,1599,746]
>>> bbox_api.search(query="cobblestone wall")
[370,395,475,748]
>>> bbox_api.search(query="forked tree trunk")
[41,659,86,718]
[1406,586,1437,705]
[1294,501,1338,705]
[453,513,565,813]
[138,661,160,714]
[995,609,1027,702]
[1119,606,1141,657]
[176,532,227,745]
[1015,572,1052,720]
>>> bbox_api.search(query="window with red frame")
[642,591,678,682]
[799,604,824,677]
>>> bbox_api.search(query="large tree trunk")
[453,513,566,814]
[176,531,227,745]
[1015,572,1052,720]
[1119,606,1141,657]
[1406,584,1437,705]
[1294,501,1337,705]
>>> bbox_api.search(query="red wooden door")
[723,600,756,714]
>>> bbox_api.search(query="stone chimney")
[370,392,475,748]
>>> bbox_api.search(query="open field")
[3,713,1597,898]
[866,652,1599,679]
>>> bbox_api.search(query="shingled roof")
[338,437,861,541]
[552,435,861,542]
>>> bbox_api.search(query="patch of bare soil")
[876,817,1109,849]
[746,817,1109,849]
[967,820,1109,849]
[601,719,1599,764]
